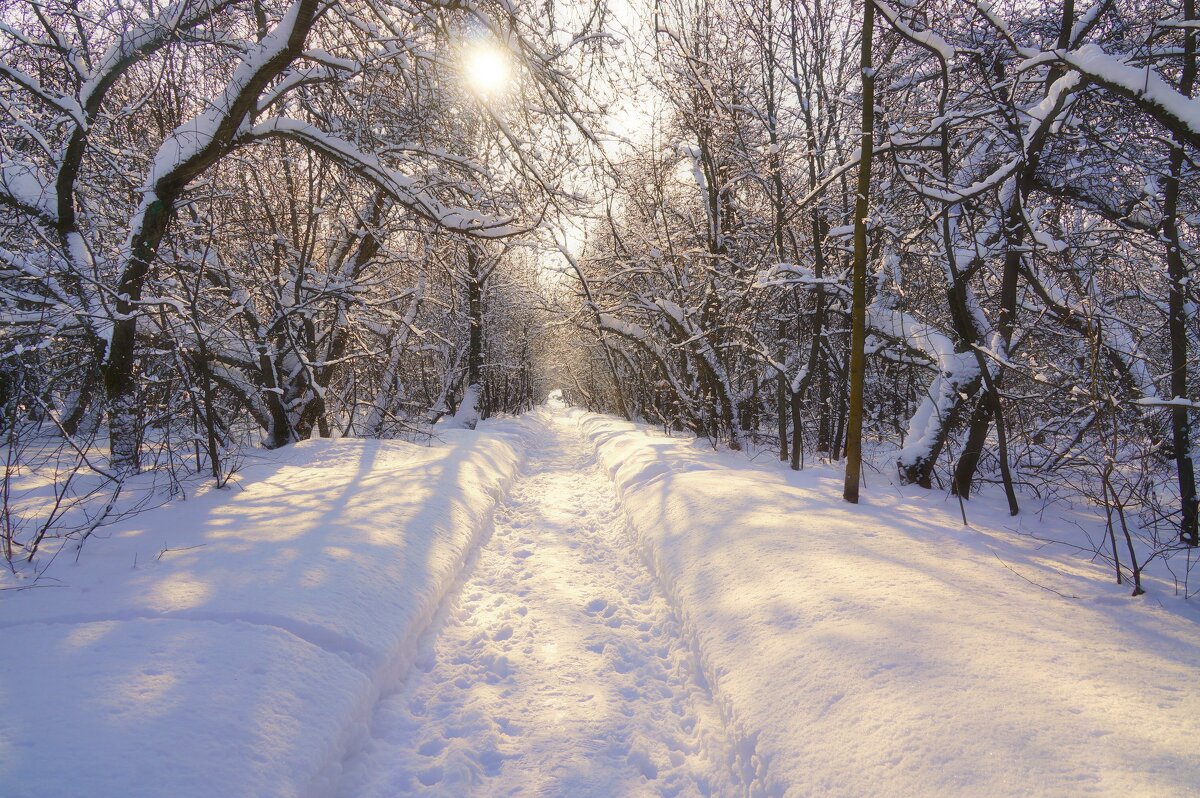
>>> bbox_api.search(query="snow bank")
[573,410,1200,798]
[0,421,530,798]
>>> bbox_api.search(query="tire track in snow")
[335,409,744,797]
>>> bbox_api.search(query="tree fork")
[102,0,322,470]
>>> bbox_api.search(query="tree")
[843,0,874,504]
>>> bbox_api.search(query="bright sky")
[454,1,657,278]
[464,43,512,96]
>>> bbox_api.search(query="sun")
[464,44,512,96]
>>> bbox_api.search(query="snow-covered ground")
[3,397,1200,797]
[337,407,739,797]
[575,407,1200,797]
[0,423,529,798]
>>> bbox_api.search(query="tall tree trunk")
[467,245,484,390]
[844,0,874,504]
[470,250,484,386]
[1164,0,1198,546]
[259,339,293,449]
[778,326,789,461]
[460,243,486,427]
[790,385,804,470]
[104,197,171,472]
[766,33,789,463]
[953,397,991,497]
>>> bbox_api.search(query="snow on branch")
[875,1,955,63]
[80,0,240,112]
[0,59,84,124]
[1036,43,1200,149]
[0,159,57,225]
[1134,397,1200,410]
[875,304,981,470]
[246,118,523,238]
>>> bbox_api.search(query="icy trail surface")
[338,408,741,798]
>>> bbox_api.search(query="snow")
[4,401,1200,797]
[598,311,652,341]
[0,61,85,126]
[1057,44,1200,136]
[80,0,226,108]
[338,402,739,796]
[0,159,56,220]
[1,426,527,798]
[868,305,981,469]
[2,619,370,798]
[875,1,955,62]
[1023,72,1082,146]
[573,407,1200,797]
[439,383,481,429]
[144,1,312,189]
[1135,396,1199,409]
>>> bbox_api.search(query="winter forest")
[3,0,1200,796]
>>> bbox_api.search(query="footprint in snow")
[627,747,659,780]
[417,738,446,757]
[478,748,506,776]
[417,765,442,786]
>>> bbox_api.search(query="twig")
[156,544,207,560]
[991,550,1080,600]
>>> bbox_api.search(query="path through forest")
[336,407,743,797]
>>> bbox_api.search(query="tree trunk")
[953,393,991,497]
[461,243,486,427]
[1164,0,1198,545]
[790,385,804,470]
[843,0,874,504]
[104,197,171,472]
[467,245,484,389]
[777,360,789,462]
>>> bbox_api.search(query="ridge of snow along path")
[336,403,743,797]
[572,406,1200,797]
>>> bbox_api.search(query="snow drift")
[0,422,530,798]
[573,409,1200,798]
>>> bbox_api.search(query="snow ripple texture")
[337,409,742,797]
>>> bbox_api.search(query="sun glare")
[464,44,512,96]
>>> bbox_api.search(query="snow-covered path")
[337,409,742,798]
